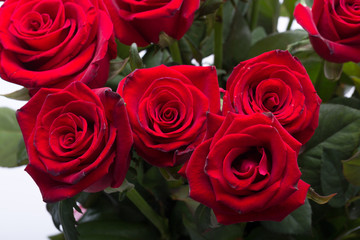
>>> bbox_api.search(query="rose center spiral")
[232,148,262,173]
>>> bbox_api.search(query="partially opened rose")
[103,0,200,47]
[16,82,133,202]
[184,112,310,224]
[223,50,321,144]
[117,65,220,167]
[0,0,117,93]
[294,0,360,63]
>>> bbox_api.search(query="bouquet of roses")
[1,0,360,239]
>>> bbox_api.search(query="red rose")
[184,112,310,224]
[16,82,133,202]
[103,0,200,47]
[223,50,321,144]
[0,0,117,92]
[117,65,220,167]
[294,0,360,63]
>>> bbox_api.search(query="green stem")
[169,41,182,64]
[272,0,281,33]
[250,0,260,30]
[286,17,294,31]
[126,188,169,240]
[214,4,223,69]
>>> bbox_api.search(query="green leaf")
[47,202,62,231]
[307,187,337,204]
[248,30,307,59]
[245,226,293,240]
[184,35,203,65]
[346,196,360,220]
[48,233,65,240]
[77,220,159,240]
[283,0,297,17]
[324,61,343,81]
[222,1,251,70]
[108,57,129,81]
[314,61,338,102]
[342,62,360,77]
[0,107,25,167]
[104,179,134,194]
[1,87,30,101]
[204,224,245,240]
[194,204,212,233]
[47,198,79,240]
[129,43,143,71]
[116,39,131,59]
[321,148,351,207]
[182,214,208,240]
[16,138,28,166]
[330,97,360,110]
[262,199,312,235]
[298,104,360,193]
[142,46,171,68]
[170,201,194,240]
[343,151,360,186]
[196,0,223,17]
[251,26,267,45]
[60,198,79,240]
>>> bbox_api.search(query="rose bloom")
[184,112,310,224]
[223,50,321,144]
[294,0,360,63]
[117,65,220,167]
[0,0,117,93]
[103,0,200,47]
[16,82,133,202]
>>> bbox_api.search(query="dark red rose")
[117,65,220,167]
[16,82,133,202]
[223,50,321,144]
[294,0,360,63]
[184,112,310,224]
[103,0,200,47]
[0,0,117,92]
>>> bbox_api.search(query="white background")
[0,81,59,239]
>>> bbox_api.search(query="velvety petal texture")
[16,82,133,202]
[223,50,321,144]
[294,0,360,63]
[184,112,310,224]
[117,64,220,167]
[104,0,200,46]
[0,0,117,92]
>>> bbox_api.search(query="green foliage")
[321,148,360,207]
[299,104,360,193]
[343,151,360,186]
[1,87,30,101]
[77,220,159,240]
[0,107,28,167]
[47,198,80,240]
[129,43,144,71]
[262,199,312,235]
[248,30,307,59]
[222,1,251,70]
